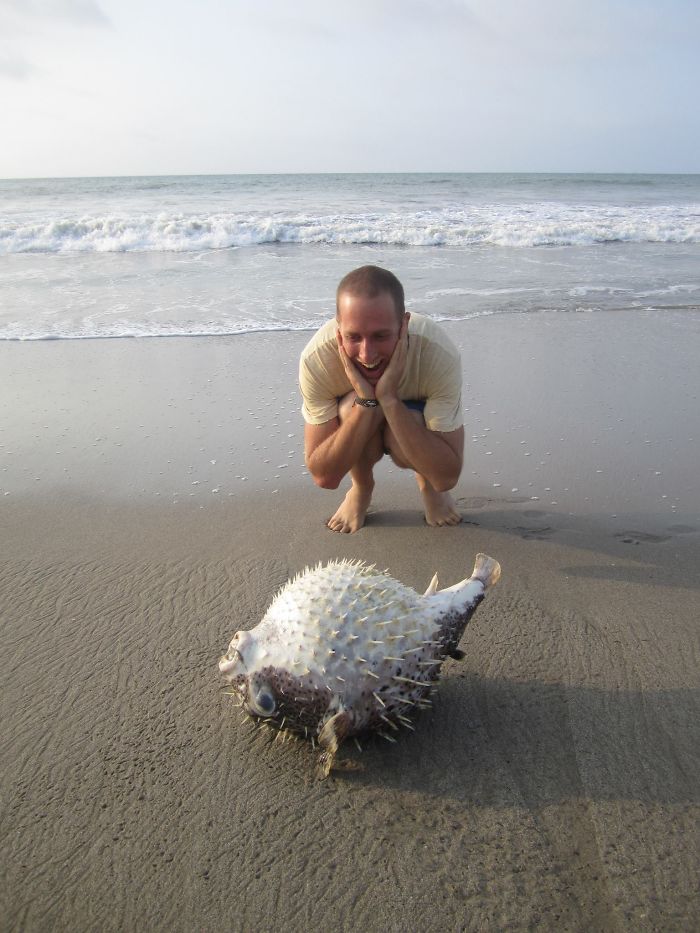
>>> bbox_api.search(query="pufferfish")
[219,553,500,776]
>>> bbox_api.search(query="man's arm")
[304,404,385,489]
[375,314,463,491]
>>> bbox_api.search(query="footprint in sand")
[511,525,553,540]
[457,496,490,509]
[457,495,528,509]
[615,530,671,545]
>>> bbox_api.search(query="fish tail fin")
[472,553,501,589]
[438,553,501,595]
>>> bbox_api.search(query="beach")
[2,311,699,931]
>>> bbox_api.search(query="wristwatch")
[354,397,380,408]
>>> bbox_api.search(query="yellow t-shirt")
[299,312,463,432]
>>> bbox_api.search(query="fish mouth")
[219,645,245,678]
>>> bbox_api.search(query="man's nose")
[359,339,375,360]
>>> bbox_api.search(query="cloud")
[241,0,480,42]
[351,0,480,28]
[0,0,110,83]
[0,0,110,28]
[0,54,37,79]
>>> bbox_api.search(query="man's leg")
[327,392,385,534]
[384,410,462,527]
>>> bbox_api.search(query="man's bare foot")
[420,486,462,527]
[327,484,374,533]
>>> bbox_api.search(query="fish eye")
[255,690,276,715]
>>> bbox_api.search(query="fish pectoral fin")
[423,573,439,596]
[329,757,364,773]
[446,647,466,661]
[317,710,353,779]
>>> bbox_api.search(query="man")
[300,265,464,533]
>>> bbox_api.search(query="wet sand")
[1,312,699,931]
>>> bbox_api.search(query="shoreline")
[2,310,698,527]
[2,311,699,930]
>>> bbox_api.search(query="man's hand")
[336,330,376,400]
[375,313,410,404]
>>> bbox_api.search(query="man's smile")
[356,359,387,382]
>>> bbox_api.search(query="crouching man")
[299,265,464,533]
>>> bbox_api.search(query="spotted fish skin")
[219,553,500,774]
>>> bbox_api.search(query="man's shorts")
[385,400,425,454]
[403,400,426,414]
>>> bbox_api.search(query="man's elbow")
[433,478,457,494]
[432,464,462,493]
[305,452,340,489]
[310,470,342,490]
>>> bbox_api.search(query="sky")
[1,0,699,178]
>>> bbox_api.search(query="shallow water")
[1,173,699,340]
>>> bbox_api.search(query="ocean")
[1,172,699,341]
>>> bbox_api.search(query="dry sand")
[1,312,699,931]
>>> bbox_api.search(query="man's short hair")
[336,265,405,321]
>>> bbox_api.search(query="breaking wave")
[2,205,698,253]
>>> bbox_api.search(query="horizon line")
[2,169,700,183]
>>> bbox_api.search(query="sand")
[1,311,699,931]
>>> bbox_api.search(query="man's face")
[336,290,403,386]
